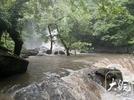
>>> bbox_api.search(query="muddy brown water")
[0,53,133,92]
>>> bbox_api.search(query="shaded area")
[0,47,29,78]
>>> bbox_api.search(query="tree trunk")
[74,49,77,56]
[48,25,53,54]
[0,35,1,41]
[66,48,70,56]
[8,29,23,56]
[14,40,23,56]
[56,24,71,56]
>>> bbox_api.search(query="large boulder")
[11,68,102,100]
[93,68,123,89]
[54,51,58,55]
[0,52,29,78]
[59,50,65,55]
[46,50,52,54]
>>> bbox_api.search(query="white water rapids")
[93,58,134,100]
[0,57,134,100]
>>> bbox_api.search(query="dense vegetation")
[0,0,134,56]
[0,0,28,55]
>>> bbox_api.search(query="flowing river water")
[0,53,134,100]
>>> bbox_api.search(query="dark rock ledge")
[0,47,29,78]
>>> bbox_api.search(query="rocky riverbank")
[0,47,29,78]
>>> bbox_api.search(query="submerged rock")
[0,52,29,78]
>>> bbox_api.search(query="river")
[0,53,134,100]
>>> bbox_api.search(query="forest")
[0,0,134,56]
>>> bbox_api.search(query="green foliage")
[0,0,29,52]
[0,34,14,51]
[1,0,134,53]
[24,0,134,52]
[71,41,91,51]
[88,0,134,47]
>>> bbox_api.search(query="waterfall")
[23,20,43,49]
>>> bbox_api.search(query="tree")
[71,41,90,55]
[84,0,134,51]
[13,0,134,54]
[0,0,29,56]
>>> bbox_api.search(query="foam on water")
[93,58,134,100]
[2,68,133,100]
[1,58,134,100]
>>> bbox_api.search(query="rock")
[21,48,39,57]
[46,50,52,54]
[94,68,123,89]
[13,78,76,100]
[8,68,103,100]
[59,50,65,55]
[54,50,65,55]
[0,52,29,78]
[54,51,58,55]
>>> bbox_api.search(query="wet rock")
[94,68,123,89]
[40,77,76,100]
[54,51,65,55]
[21,48,39,57]
[59,50,65,55]
[9,68,104,100]
[54,51,58,55]
[13,77,76,100]
[46,50,52,54]
[14,83,45,100]
[0,52,29,78]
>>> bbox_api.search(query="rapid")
[0,53,134,100]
